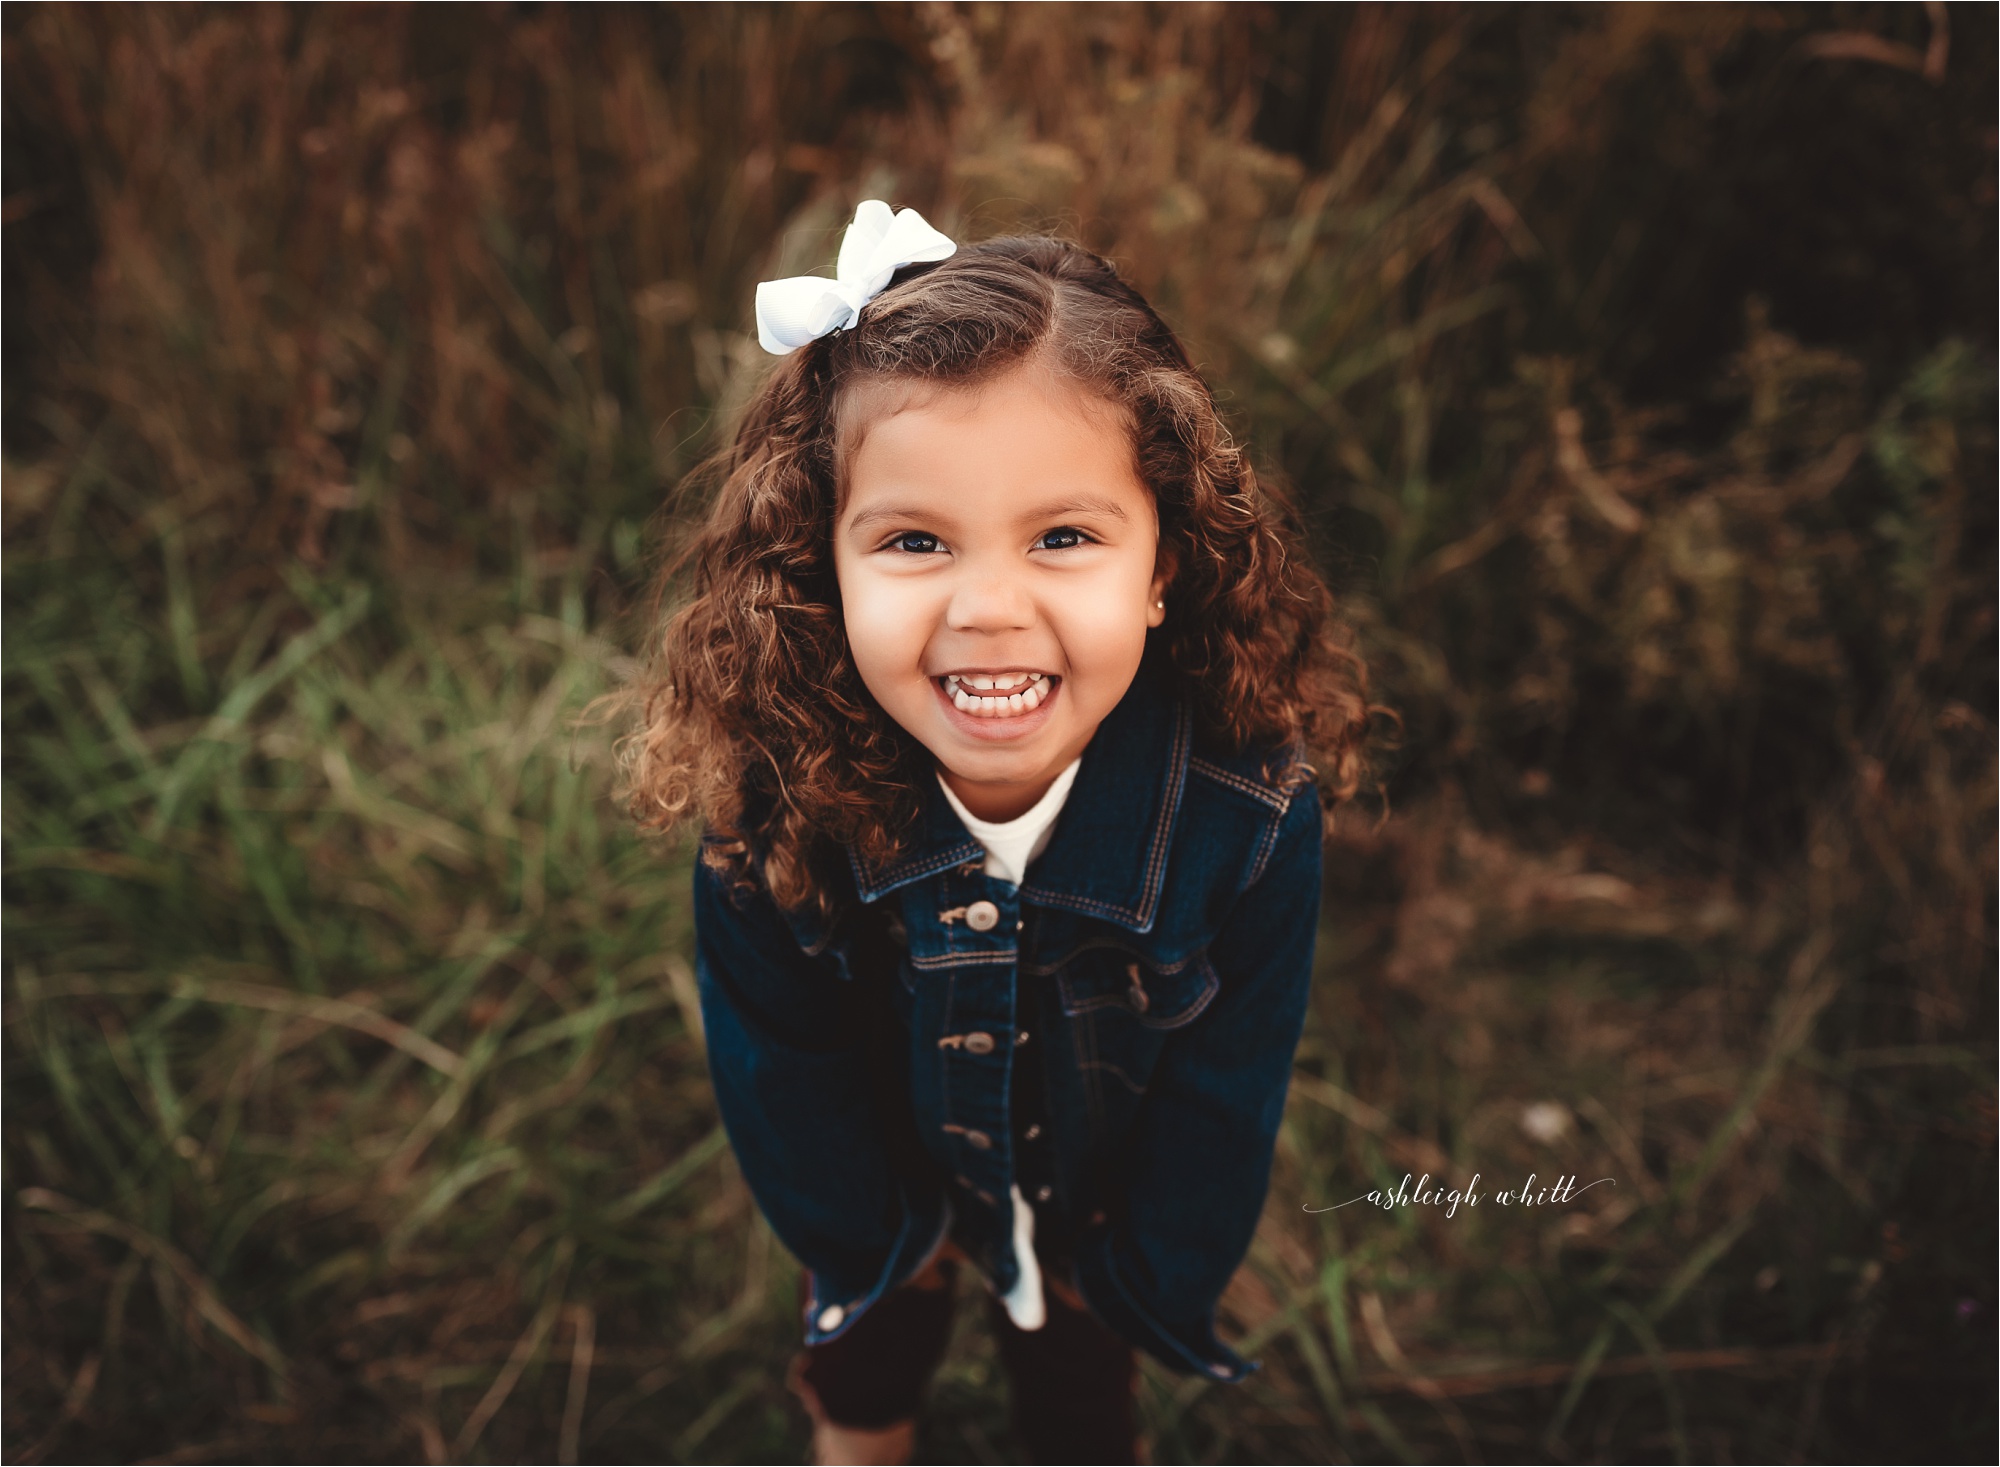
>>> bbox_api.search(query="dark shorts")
[790,1253,1139,1464]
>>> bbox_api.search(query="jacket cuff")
[801,1188,954,1346]
[1072,1226,1256,1382]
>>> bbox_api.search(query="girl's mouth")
[941,671,1051,716]
[932,671,1061,736]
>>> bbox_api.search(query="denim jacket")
[692,670,1322,1381]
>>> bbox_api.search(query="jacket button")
[1023,1123,1041,1140]
[963,1129,992,1150]
[817,1304,845,1331]
[963,1031,996,1055]
[1036,1185,1052,1202]
[964,900,1000,932]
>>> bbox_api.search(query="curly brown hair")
[620,233,1374,919]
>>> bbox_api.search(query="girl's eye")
[1038,526,1088,551]
[892,531,940,554]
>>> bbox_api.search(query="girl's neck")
[939,752,1085,823]
[939,770,1054,824]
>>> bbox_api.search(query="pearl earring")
[1155,599,1165,609]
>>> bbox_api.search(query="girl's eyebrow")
[1016,494,1130,524]
[844,502,954,536]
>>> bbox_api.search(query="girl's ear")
[1147,547,1176,629]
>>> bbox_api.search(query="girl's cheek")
[845,582,935,670]
[1053,575,1153,648]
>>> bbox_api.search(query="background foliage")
[4,3,1993,1462]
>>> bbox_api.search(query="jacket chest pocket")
[1051,945,1219,1031]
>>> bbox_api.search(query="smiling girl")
[625,204,1373,1464]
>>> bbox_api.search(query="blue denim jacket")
[692,670,1322,1380]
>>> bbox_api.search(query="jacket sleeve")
[1073,781,1322,1379]
[691,853,950,1344]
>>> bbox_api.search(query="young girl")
[625,201,1371,1465]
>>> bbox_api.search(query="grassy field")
[5,5,1995,1463]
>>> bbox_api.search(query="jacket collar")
[848,669,1192,934]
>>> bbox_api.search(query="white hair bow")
[754,200,956,355]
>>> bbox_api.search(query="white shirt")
[934,756,1083,1330]
[935,756,1082,888]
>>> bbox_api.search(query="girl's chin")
[929,674,1062,742]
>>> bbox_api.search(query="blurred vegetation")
[3,3,1993,1463]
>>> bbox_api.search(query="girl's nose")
[944,569,1035,633]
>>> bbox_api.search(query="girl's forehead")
[831,363,1138,504]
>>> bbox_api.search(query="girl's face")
[833,364,1168,823]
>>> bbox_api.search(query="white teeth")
[941,672,1052,717]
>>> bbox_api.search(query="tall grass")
[5,3,1994,1462]
[6,500,762,1461]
